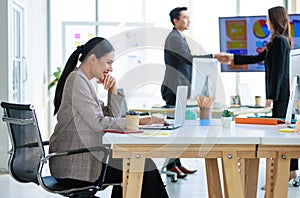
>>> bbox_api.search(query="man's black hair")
[169,7,188,25]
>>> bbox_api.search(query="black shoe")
[178,165,197,174]
[167,166,187,178]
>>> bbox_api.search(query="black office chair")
[1,102,116,197]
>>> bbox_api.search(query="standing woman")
[49,37,169,198]
[216,6,298,185]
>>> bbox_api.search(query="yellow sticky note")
[143,131,169,136]
[278,128,295,133]
[158,132,169,135]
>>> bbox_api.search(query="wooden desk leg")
[265,153,290,198]
[122,158,130,198]
[222,151,244,198]
[125,152,145,198]
[265,158,274,198]
[205,159,223,198]
[221,159,229,198]
[244,159,259,198]
[239,159,246,192]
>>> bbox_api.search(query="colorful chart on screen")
[219,14,300,72]
[253,19,270,39]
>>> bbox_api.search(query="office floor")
[0,158,299,198]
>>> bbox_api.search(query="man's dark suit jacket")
[161,28,212,105]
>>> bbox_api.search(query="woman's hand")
[139,117,170,126]
[295,119,300,133]
[98,75,117,94]
[214,52,233,64]
[265,99,273,108]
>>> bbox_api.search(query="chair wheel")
[293,180,300,187]
[171,175,177,183]
[293,176,300,187]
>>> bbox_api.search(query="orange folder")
[235,117,285,125]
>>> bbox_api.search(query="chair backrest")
[1,102,44,185]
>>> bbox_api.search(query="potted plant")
[48,67,62,90]
[221,109,232,128]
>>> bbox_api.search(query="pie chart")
[291,19,300,37]
[253,19,270,39]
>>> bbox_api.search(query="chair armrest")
[42,146,110,163]
[67,146,109,156]
[15,140,49,149]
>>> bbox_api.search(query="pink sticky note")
[75,33,80,39]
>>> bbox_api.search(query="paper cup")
[126,115,139,131]
[255,96,262,106]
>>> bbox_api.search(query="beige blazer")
[49,68,126,182]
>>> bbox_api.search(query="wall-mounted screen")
[219,14,300,72]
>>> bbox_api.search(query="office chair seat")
[42,176,70,191]
[42,176,110,191]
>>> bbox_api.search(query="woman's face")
[93,51,115,82]
[266,16,273,32]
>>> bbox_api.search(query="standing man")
[161,7,212,178]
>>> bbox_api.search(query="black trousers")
[166,158,181,170]
[56,158,169,198]
[272,100,298,171]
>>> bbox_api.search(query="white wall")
[20,0,48,140]
[0,0,9,172]
[0,0,47,171]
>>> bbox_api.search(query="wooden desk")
[103,124,265,198]
[131,106,271,118]
[257,126,300,198]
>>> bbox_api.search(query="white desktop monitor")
[191,58,225,106]
[285,49,300,124]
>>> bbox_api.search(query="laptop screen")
[174,86,188,127]
[139,85,188,130]
[117,88,128,118]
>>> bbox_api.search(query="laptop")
[139,86,188,130]
[238,84,264,108]
[117,88,128,118]
[118,88,149,117]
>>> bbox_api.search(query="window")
[11,2,25,103]
[49,0,288,108]
[239,0,285,15]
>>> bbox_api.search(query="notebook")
[139,86,188,130]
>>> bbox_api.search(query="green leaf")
[48,67,62,90]
[222,109,231,117]
[53,67,61,79]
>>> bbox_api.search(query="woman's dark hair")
[266,6,292,50]
[53,37,114,115]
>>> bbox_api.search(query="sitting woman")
[49,37,169,198]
